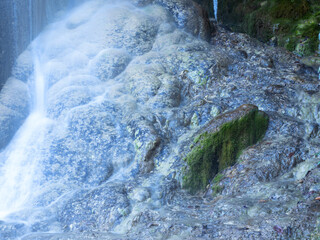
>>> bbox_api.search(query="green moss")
[211,173,224,196]
[269,0,310,20]
[183,109,269,194]
[220,0,320,56]
[212,184,224,196]
[212,173,224,184]
[282,37,297,52]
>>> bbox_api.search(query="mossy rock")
[211,173,224,196]
[269,0,310,20]
[218,0,320,56]
[182,104,269,194]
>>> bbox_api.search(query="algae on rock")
[183,105,269,193]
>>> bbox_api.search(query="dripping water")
[12,0,19,57]
[29,0,33,42]
[213,0,218,22]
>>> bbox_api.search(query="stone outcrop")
[217,0,320,57]
[133,0,214,41]
[183,104,269,193]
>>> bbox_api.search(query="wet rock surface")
[0,78,29,149]
[0,0,319,239]
[59,183,130,232]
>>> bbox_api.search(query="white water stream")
[213,0,218,21]
[0,1,183,237]
[0,43,50,220]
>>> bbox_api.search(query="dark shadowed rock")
[155,0,213,41]
[133,0,214,41]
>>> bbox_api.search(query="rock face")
[134,0,214,41]
[183,104,269,193]
[0,78,29,149]
[59,183,130,232]
[154,0,213,41]
[0,1,320,240]
[217,0,320,57]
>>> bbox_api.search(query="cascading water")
[0,0,147,236]
[0,0,90,223]
[0,0,216,238]
[0,41,50,219]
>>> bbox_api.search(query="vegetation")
[183,109,268,194]
[219,0,320,56]
[211,173,224,196]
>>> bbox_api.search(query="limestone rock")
[154,0,213,41]
[59,184,130,232]
[183,104,269,193]
[0,78,29,149]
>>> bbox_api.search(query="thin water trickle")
[213,0,218,21]
[33,53,47,115]
[12,0,19,56]
[29,0,33,42]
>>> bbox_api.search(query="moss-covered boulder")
[217,0,320,56]
[182,104,269,194]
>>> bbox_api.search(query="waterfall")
[0,42,49,220]
[0,0,80,221]
[213,0,218,21]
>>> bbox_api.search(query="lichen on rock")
[182,104,269,193]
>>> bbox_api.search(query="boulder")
[132,0,214,41]
[154,0,213,41]
[0,78,29,150]
[182,104,269,193]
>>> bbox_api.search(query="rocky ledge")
[183,104,269,193]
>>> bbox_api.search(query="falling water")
[29,0,33,42]
[12,1,19,57]
[0,0,176,237]
[0,0,71,220]
[0,0,137,223]
[213,0,218,21]
[32,54,47,114]
[0,43,50,220]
